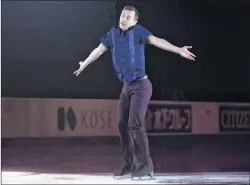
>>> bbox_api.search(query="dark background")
[2,0,250,176]
[2,0,250,102]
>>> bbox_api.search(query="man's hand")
[73,61,87,76]
[73,43,108,76]
[178,46,196,61]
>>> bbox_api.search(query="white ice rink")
[2,171,249,184]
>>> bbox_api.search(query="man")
[73,5,196,178]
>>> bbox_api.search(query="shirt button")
[121,49,123,51]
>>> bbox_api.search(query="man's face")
[119,10,137,31]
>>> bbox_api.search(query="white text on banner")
[218,103,250,133]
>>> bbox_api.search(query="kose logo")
[57,107,77,131]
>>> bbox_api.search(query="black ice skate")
[131,165,155,180]
[113,162,134,179]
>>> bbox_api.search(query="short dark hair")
[122,5,139,21]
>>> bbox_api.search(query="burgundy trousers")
[118,78,153,170]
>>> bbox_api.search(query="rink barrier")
[1,98,250,138]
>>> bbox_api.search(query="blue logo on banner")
[219,105,250,132]
[57,107,77,131]
[145,104,192,133]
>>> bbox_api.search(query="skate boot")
[131,165,155,180]
[114,162,134,178]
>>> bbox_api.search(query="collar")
[118,25,136,36]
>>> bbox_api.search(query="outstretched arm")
[73,43,107,76]
[147,35,196,61]
[80,43,107,66]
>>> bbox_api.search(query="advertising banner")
[219,105,250,132]
[145,103,192,134]
[2,98,250,138]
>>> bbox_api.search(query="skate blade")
[131,175,155,181]
[131,171,155,181]
[113,175,131,180]
[131,177,155,181]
